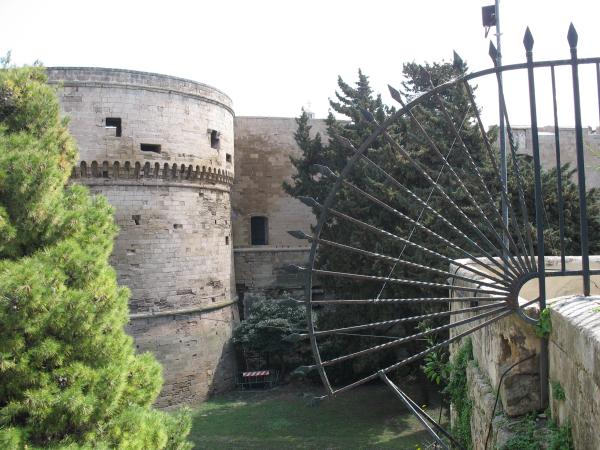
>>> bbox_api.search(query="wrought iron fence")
[288,24,600,449]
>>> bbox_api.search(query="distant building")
[511,126,600,188]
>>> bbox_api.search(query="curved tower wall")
[47,67,238,407]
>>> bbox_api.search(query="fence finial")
[488,41,498,64]
[523,27,534,52]
[453,51,464,70]
[388,84,402,104]
[567,23,578,49]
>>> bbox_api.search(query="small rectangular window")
[105,117,122,137]
[226,153,232,163]
[210,129,220,149]
[250,216,268,245]
[140,143,161,153]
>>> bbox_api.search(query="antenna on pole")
[481,5,496,38]
[482,4,496,38]
[482,2,509,262]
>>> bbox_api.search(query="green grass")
[189,384,442,449]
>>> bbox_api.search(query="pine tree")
[0,66,192,449]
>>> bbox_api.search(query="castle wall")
[513,126,600,188]
[232,116,327,299]
[48,67,238,407]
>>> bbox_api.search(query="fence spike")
[523,27,534,52]
[453,50,464,69]
[287,230,311,240]
[488,41,498,63]
[313,164,337,179]
[388,84,402,104]
[298,196,319,208]
[567,23,578,48]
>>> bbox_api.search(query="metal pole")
[495,0,510,261]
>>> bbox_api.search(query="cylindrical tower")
[47,67,238,407]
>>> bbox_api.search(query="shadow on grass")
[190,383,443,449]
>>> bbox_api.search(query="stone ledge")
[548,295,600,388]
[129,299,236,320]
[233,246,310,253]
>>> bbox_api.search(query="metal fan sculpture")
[287,25,599,448]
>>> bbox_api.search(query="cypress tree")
[0,66,192,449]
[285,63,600,382]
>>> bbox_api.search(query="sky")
[1,0,599,127]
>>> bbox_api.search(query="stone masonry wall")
[232,117,327,298]
[234,247,309,298]
[451,257,600,449]
[548,295,600,450]
[449,260,542,418]
[514,126,600,188]
[49,67,238,407]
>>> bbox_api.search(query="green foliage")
[500,413,573,450]
[552,381,566,401]
[536,308,552,338]
[233,294,312,373]
[0,66,191,448]
[189,386,434,449]
[285,63,476,382]
[501,413,543,450]
[284,62,600,384]
[420,330,450,386]
[444,339,473,449]
[548,421,574,450]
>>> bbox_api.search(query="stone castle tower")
[47,67,238,407]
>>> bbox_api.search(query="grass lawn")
[189,383,444,449]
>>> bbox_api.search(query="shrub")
[233,293,311,374]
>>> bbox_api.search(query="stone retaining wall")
[450,257,600,449]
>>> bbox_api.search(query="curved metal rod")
[306,198,512,285]
[308,296,505,305]
[310,268,508,295]
[461,80,537,273]
[303,234,509,290]
[336,146,514,282]
[330,308,514,396]
[391,95,528,276]
[301,55,600,396]
[338,177,514,287]
[312,302,506,338]
[429,91,534,273]
[315,306,509,369]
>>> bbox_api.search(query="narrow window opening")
[132,215,141,225]
[226,153,232,163]
[250,216,268,245]
[210,129,220,149]
[105,117,122,137]
[140,143,161,153]
[225,236,229,245]
[173,223,183,229]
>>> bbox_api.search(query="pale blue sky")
[1,0,599,127]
